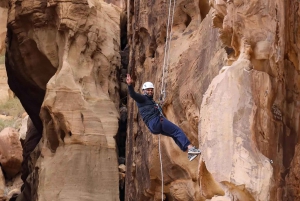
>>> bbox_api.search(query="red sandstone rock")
[0,127,22,178]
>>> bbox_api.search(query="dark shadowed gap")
[117,8,129,201]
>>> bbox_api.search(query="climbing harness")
[158,0,177,200]
[155,103,165,120]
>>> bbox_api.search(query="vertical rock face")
[200,46,273,200]
[0,4,10,103]
[38,1,121,200]
[0,64,13,103]
[206,0,300,200]
[0,167,4,201]
[6,0,121,201]
[3,0,300,200]
[0,5,7,55]
[127,0,300,201]
[126,0,222,200]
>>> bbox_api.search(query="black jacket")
[128,85,161,125]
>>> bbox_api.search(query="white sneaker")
[188,153,198,161]
[188,146,201,155]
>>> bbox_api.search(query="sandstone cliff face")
[0,5,11,104]
[5,0,122,201]
[2,0,300,201]
[38,0,122,197]
[207,1,300,200]
[0,6,7,56]
[126,0,222,200]
[126,0,300,201]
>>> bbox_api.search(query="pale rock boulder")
[0,127,23,178]
[199,42,273,200]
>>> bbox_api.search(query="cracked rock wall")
[126,0,300,201]
[2,0,300,200]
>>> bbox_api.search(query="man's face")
[144,88,154,97]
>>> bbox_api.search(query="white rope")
[164,0,176,89]
[160,0,176,103]
[158,134,164,200]
[158,0,176,200]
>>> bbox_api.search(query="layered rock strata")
[126,0,300,200]
[2,0,300,200]
[5,0,122,200]
[126,0,222,200]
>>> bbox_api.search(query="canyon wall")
[1,0,300,201]
[5,0,122,200]
[126,0,300,200]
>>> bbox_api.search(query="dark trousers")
[147,116,190,151]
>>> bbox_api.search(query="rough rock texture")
[37,0,121,199]
[0,64,13,103]
[0,127,23,179]
[103,0,125,9]
[206,0,300,200]
[126,0,222,200]
[2,0,300,201]
[19,115,29,141]
[0,5,7,55]
[126,0,300,201]
[200,43,272,200]
[17,118,40,201]
[0,168,4,201]
[5,0,122,201]
[5,174,23,201]
[0,4,10,104]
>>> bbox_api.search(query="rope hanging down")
[160,0,177,104]
[158,0,176,200]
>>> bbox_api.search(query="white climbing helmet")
[142,82,154,90]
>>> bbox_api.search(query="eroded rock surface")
[0,5,7,56]
[0,64,13,103]
[200,43,272,200]
[126,0,300,201]
[0,168,4,201]
[5,0,122,200]
[205,0,300,200]
[2,0,300,200]
[126,0,222,200]
[0,3,10,104]
[0,127,22,179]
